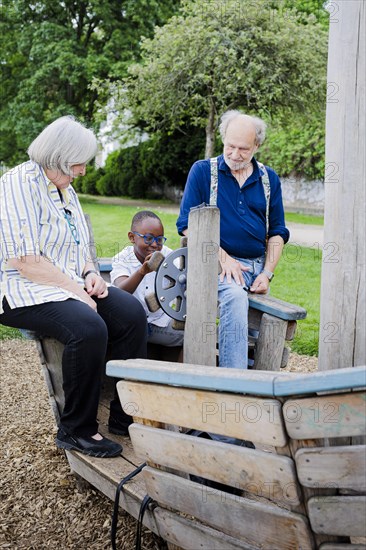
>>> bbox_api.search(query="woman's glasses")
[64,208,80,245]
[132,232,167,246]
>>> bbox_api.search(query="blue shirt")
[176,155,289,259]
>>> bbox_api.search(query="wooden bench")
[107,358,366,550]
[98,257,307,370]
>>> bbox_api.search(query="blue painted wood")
[106,360,366,397]
[106,360,278,396]
[248,294,307,321]
[98,258,112,273]
[274,365,366,396]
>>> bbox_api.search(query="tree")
[116,0,328,158]
[0,0,179,165]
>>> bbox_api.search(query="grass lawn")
[285,212,323,225]
[0,199,322,355]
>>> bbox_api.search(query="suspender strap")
[209,157,219,206]
[209,157,271,237]
[257,161,271,238]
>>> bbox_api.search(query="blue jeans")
[218,255,265,369]
[148,321,184,346]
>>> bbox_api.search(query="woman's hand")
[84,272,108,299]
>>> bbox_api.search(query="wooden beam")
[184,206,220,366]
[107,359,366,396]
[319,0,366,369]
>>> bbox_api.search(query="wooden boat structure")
[24,203,365,550]
[23,3,366,548]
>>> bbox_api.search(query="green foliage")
[280,0,330,28]
[73,165,105,195]
[258,113,326,179]
[115,0,328,155]
[0,0,180,165]
[83,128,205,198]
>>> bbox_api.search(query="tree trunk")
[318,0,365,370]
[204,99,216,159]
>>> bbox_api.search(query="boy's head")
[129,211,166,263]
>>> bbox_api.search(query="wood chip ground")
[0,339,316,549]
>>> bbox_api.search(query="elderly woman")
[0,116,147,458]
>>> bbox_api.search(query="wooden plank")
[67,450,256,550]
[295,445,366,490]
[275,366,366,396]
[40,337,65,413]
[117,381,287,446]
[108,360,366,397]
[319,545,366,549]
[248,307,263,332]
[66,451,160,534]
[283,392,366,439]
[248,293,307,321]
[184,206,220,367]
[285,320,297,341]
[308,496,366,537]
[130,424,301,505]
[154,508,256,550]
[143,467,314,550]
[253,314,287,371]
[107,358,285,396]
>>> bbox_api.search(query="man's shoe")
[56,428,122,458]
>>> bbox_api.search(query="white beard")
[224,154,253,172]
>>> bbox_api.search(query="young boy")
[110,211,184,347]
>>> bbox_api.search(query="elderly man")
[177,110,289,369]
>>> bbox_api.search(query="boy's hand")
[139,253,154,276]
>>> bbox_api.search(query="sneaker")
[56,428,122,458]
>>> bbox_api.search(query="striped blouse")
[0,161,91,314]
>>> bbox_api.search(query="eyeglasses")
[64,208,80,245]
[132,232,167,246]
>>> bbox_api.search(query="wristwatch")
[262,269,274,282]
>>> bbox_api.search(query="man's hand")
[84,272,108,299]
[219,252,250,285]
[250,272,270,294]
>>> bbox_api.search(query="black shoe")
[56,428,122,458]
[108,425,130,436]
[108,415,132,437]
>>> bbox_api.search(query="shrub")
[73,164,104,195]
[258,114,325,180]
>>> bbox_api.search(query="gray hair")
[219,110,267,146]
[28,116,98,175]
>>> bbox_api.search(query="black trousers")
[0,287,147,436]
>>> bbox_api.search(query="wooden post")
[184,206,220,366]
[319,0,365,370]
